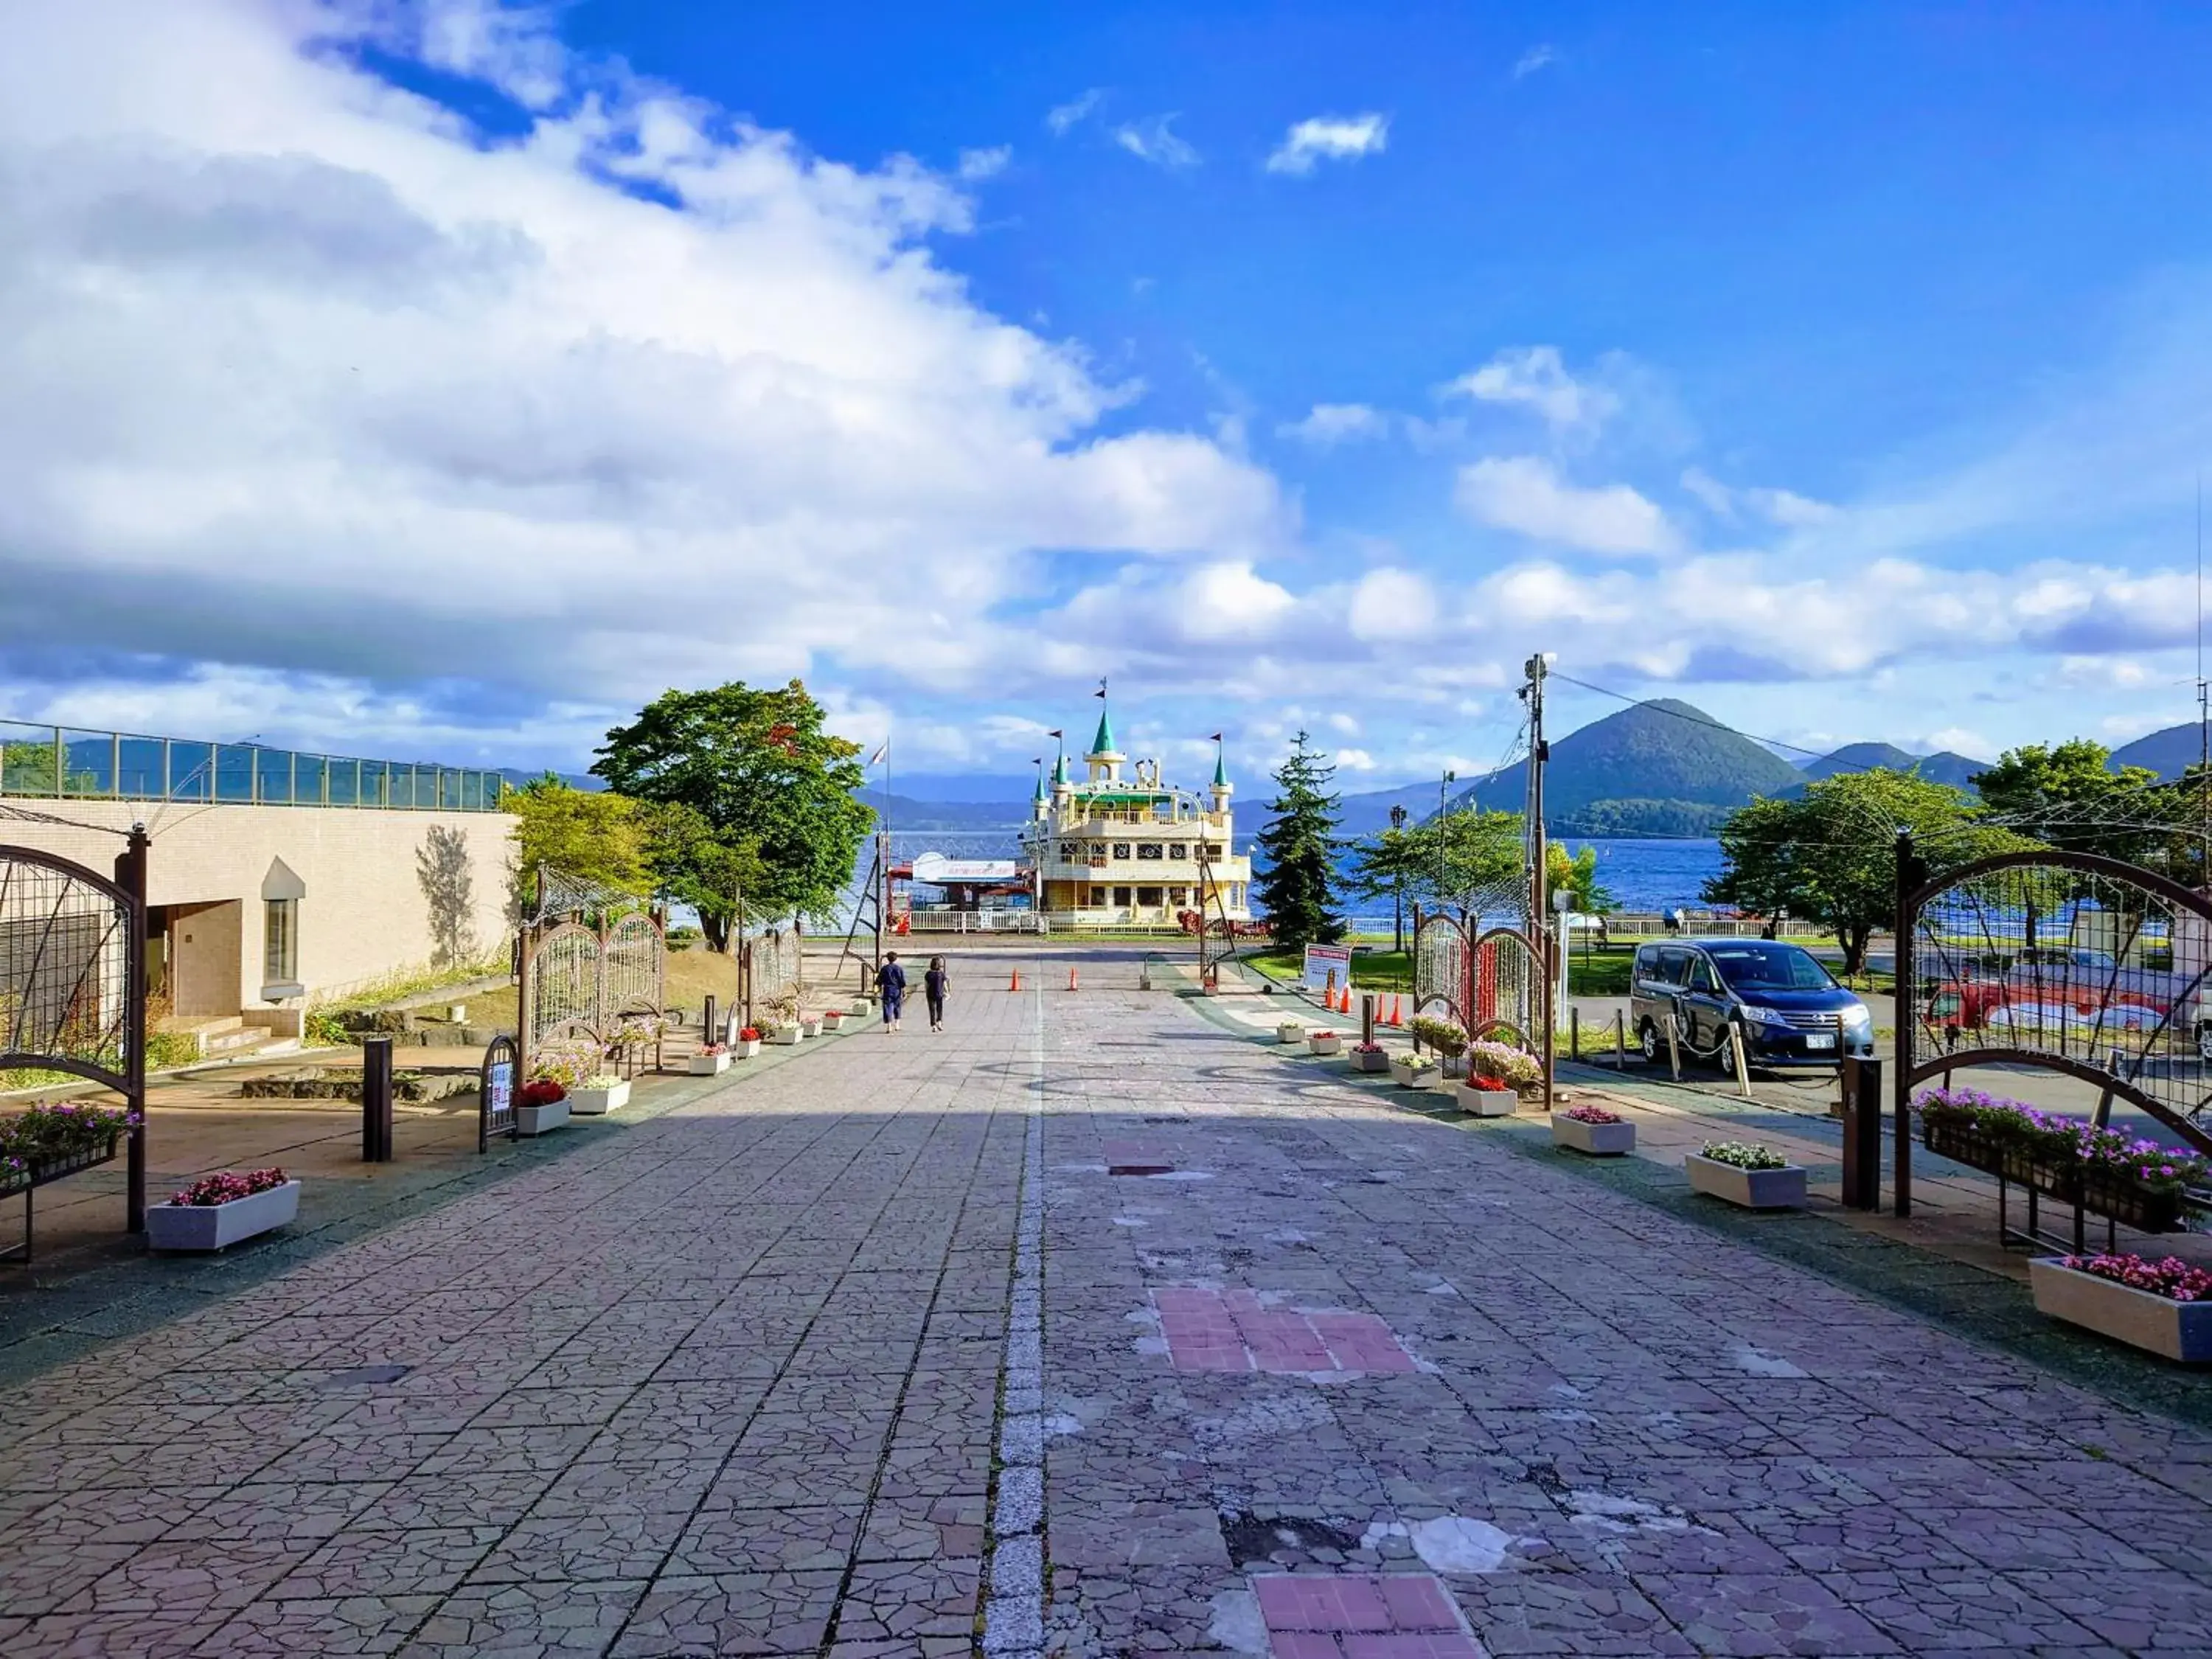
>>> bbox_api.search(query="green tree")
[1546,843,1618,914]
[1252,732,1343,951]
[641,800,767,950]
[1343,825,1424,950]
[1705,770,2025,974]
[593,680,872,935]
[1972,740,2163,862]
[508,776,651,902]
[1419,808,1526,914]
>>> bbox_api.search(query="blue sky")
[4,0,2211,792]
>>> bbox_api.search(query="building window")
[1136,843,1164,860]
[1169,843,1187,860]
[1112,842,1132,860]
[1138,886,1164,907]
[1114,886,1132,906]
[1089,886,1107,905]
[265,898,297,985]
[1170,887,1187,905]
[1087,843,1108,868]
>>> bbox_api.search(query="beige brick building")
[2,728,514,1039]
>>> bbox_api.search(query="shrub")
[1700,1140,1790,1171]
[0,1101,139,1167]
[738,1026,762,1042]
[168,1167,288,1207]
[518,1078,567,1107]
[666,925,704,950]
[304,1009,353,1049]
[145,1031,201,1071]
[527,1037,601,1093]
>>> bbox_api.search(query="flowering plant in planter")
[1409,1015,1468,1058]
[739,1027,761,1043]
[518,1078,567,1107]
[1917,1086,2210,1209]
[1470,1076,1511,1093]
[1468,1041,1543,1088]
[169,1167,288,1207]
[2059,1253,2212,1301]
[1351,1041,1385,1055]
[0,1100,139,1165]
[1564,1105,1624,1125]
[700,1043,727,1057]
[528,1036,601,1093]
[585,1073,622,1089]
[1700,1140,1789,1171]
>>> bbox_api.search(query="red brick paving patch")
[1255,1572,1484,1658]
[1154,1288,1416,1374]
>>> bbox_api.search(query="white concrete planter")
[1307,1034,1343,1056]
[571,1081,630,1116]
[517,1097,571,1137]
[821,1012,846,1032]
[2029,1259,2212,1363]
[1685,1152,1805,1209]
[688,1052,731,1076]
[1349,1048,1390,1073]
[849,998,871,1018]
[1553,1115,1635,1156]
[1276,1023,1304,1044]
[799,1019,822,1039]
[735,1038,762,1060]
[1389,1057,1438,1088]
[768,1026,801,1046]
[146,1180,299,1252]
[1454,1081,1517,1117]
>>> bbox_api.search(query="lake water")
[832,830,1725,930]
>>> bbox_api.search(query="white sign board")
[1301,944,1354,993]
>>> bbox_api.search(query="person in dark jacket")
[875,953,907,1034]
[924,956,949,1031]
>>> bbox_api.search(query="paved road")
[4,965,2211,1656]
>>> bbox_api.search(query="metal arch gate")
[0,832,150,1254]
[1413,909,1554,1105]
[515,896,669,1086]
[1896,846,2212,1211]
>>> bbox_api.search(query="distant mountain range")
[2111,721,2209,781]
[1781,741,1989,798]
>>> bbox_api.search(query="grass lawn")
[1245,948,1413,990]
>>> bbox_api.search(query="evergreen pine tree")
[1253,731,1343,951]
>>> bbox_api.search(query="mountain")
[855,787,1029,831]
[1799,742,1918,779]
[874,771,1038,802]
[1450,698,1804,837]
[1335,782,1447,839]
[1778,743,1990,798]
[2111,722,2208,782]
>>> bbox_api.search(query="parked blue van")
[1630,939,1874,1071]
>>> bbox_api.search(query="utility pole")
[1436,769,1456,905]
[1520,653,1553,1110]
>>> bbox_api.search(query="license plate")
[1804,1033,1835,1051]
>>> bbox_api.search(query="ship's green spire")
[1032,767,1046,802]
[1053,752,1070,785]
[1213,745,1228,789]
[1091,705,1117,756]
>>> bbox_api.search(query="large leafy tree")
[593,680,871,938]
[1253,732,1344,951]
[1972,740,2164,863]
[509,776,651,900]
[1545,843,1618,914]
[1705,770,2025,973]
[1346,809,1531,933]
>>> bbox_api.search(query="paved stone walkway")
[4,972,2212,1656]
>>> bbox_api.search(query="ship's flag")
[867,742,888,766]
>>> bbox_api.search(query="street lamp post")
[1388,802,1408,955]
[1436,770,1456,908]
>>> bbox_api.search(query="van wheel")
[1638,1020,1660,1064]
[1712,1026,1736,1074]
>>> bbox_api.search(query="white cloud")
[1264,113,1388,176]
[1442,346,1619,435]
[0,0,1290,726]
[1046,88,1105,135]
[957,145,1011,181]
[2057,655,2152,689]
[1680,467,1838,526]
[1278,403,1388,445]
[1112,114,1200,169]
[1335,746,1377,771]
[1513,44,1558,80]
[1455,457,1679,556]
[1346,568,1439,641]
[1923,726,1994,757]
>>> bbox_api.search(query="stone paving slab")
[4,965,2212,1655]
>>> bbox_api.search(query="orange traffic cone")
[1009,969,1022,992]
[1386,995,1402,1027]
[1068,966,1080,992]
[1340,984,1354,1015]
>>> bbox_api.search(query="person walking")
[924,956,949,1032]
[875,951,907,1034]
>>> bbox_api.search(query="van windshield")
[1707,944,1834,992]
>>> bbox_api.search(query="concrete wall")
[1,801,516,1018]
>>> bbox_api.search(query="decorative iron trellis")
[743,923,804,1024]
[1413,908,1470,1033]
[514,867,667,1085]
[0,833,149,1248]
[1899,848,2212,1169]
[1469,925,1546,1051]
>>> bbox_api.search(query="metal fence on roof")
[0,721,505,813]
